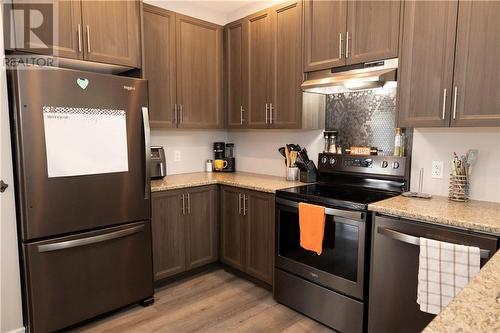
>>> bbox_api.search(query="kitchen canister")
[286,167,299,181]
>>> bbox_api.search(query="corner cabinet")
[397,1,500,128]
[143,5,223,129]
[151,186,218,282]
[303,0,400,71]
[9,0,141,68]
[220,186,275,285]
[226,1,319,130]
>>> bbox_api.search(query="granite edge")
[151,179,293,194]
[368,203,500,235]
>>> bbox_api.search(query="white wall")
[410,128,500,203]
[151,130,228,174]
[0,6,24,333]
[144,0,228,25]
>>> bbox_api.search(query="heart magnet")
[77,78,89,90]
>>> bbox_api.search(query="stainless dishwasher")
[368,214,498,333]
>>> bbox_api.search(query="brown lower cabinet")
[220,186,275,285]
[151,186,218,281]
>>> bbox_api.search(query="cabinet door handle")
[179,104,183,124]
[269,103,274,124]
[173,104,178,125]
[181,194,185,215]
[339,33,343,59]
[441,88,447,120]
[243,194,248,216]
[265,103,269,124]
[238,193,242,215]
[345,31,350,58]
[86,25,91,53]
[187,193,191,214]
[77,24,82,53]
[240,106,244,125]
[452,86,458,120]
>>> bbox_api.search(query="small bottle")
[394,128,402,157]
[206,159,213,172]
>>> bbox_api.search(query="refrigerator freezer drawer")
[22,221,153,333]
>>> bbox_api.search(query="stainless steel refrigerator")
[8,66,153,333]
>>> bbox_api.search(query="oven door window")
[278,209,361,283]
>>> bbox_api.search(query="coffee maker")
[213,142,235,172]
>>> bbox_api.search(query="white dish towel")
[417,238,481,315]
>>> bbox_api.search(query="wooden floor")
[71,269,334,333]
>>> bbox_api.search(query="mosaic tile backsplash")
[325,87,399,155]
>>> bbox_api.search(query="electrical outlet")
[431,161,444,179]
[174,150,181,162]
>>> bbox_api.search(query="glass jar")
[225,143,234,158]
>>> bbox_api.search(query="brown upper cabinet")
[81,1,141,67]
[451,1,500,127]
[303,0,400,71]
[225,19,248,128]
[143,4,176,128]
[9,0,141,68]
[398,1,500,128]
[143,5,223,129]
[175,14,223,128]
[226,1,324,130]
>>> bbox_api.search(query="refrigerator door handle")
[38,225,145,253]
[142,107,151,200]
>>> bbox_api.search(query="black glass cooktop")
[276,183,399,211]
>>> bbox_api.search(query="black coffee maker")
[213,142,235,172]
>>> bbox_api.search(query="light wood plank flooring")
[71,269,334,333]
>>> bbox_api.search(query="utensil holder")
[286,167,299,181]
[449,175,469,202]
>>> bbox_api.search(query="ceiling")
[145,1,287,24]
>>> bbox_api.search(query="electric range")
[274,153,410,333]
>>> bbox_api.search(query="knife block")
[300,168,317,183]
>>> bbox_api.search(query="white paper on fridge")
[43,106,129,178]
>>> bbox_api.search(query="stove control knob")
[329,157,336,165]
[392,161,400,169]
[381,161,389,168]
[321,156,328,164]
[363,159,373,167]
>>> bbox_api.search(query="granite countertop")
[368,195,500,235]
[369,195,500,332]
[151,171,303,194]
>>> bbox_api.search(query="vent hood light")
[302,58,398,94]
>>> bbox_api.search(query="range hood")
[302,58,398,94]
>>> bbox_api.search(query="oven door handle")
[377,227,491,259]
[276,197,364,221]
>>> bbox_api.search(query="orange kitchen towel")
[298,202,326,255]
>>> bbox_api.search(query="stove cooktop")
[276,183,399,211]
